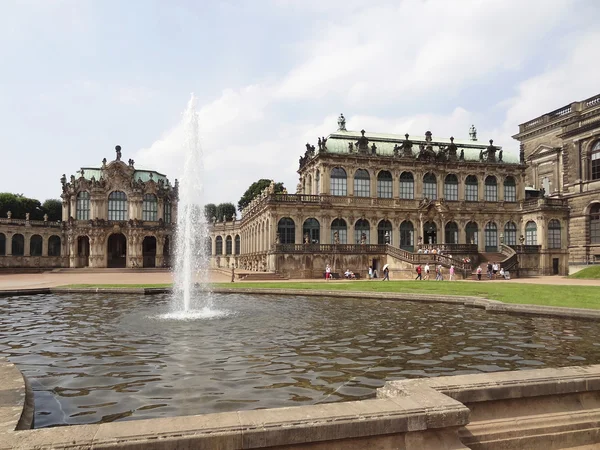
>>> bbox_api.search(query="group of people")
[475,262,509,280]
[326,265,390,281]
[414,263,456,281]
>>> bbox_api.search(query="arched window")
[303,218,320,244]
[377,171,393,198]
[504,221,517,246]
[590,204,600,244]
[466,222,478,246]
[216,236,223,254]
[525,221,537,245]
[48,235,61,256]
[504,176,516,202]
[108,191,128,221]
[330,167,347,196]
[29,235,43,256]
[399,172,414,199]
[591,141,600,180]
[12,234,24,256]
[331,218,347,244]
[423,173,437,200]
[235,235,241,255]
[445,221,458,244]
[484,222,498,252]
[444,174,458,201]
[400,221,414,252]
[142,194,158,221]
[315,170,320,195]
[354,219,370,244]
[378,220,392,245]
[0,233,5,255]
[277,218,295,244]
[548,219,561,249]
[485,176,498,202]
[164,199,172,223]
[354,169,370,197]
[225,235,233,254]
[465,175,478,201]
[76,191,90,220]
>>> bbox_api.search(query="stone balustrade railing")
[521,197,569,210]
[509,244,541,254]
[0,218,62,228]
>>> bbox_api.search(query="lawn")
[569,266,600,279]
[58,280,600,310]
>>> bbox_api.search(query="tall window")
[277,218,295,244]
[400,221,414,252]
[504,221,517,246]
[354,219,370,244]
[590,204,600,244]
[331,218,347,244]
[235,235,241,255]
[12,234,24,256]
[400,172,414,199]
[76,191,90,220]
[30,235,43,256]
[354,169,370,197]
[591,141,600,180]
[504,176,516,202]
[0,233,5,256]
[377,171,393,198]
[548,219,561,249]
[423,173,437,199]
[225,236,233,254]
[142,194,158,221]
[164,200,172,223]
[48,235,61,256]
[485,176,498,202]
[330,167,347,196]
[216,236,223,254]
[303,218,320,244]
[378,220,392,244]
[445,221,458,244]
[484,222,498,252]
[525,221,537,245]
[444,174,458,201]
[108,191,128,221]
[465,175,478,201]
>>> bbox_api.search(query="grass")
[58,280,600,310]
[569,266,600,279]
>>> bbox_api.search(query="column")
[437,172,445,200]
[62,200,69,221]
[459,175,465,201]
[478,175,485,202]
[347,171,354,196]
[392,220,400,248]
[6,232,12,256]
[69,197,76,220]
[322,167,330,195]
[155,237,164,268]
[415,172,423,199]
[212,235,217,256]
[322,217,331,244]
[295,217,302,244]
[24,234,31,257]
[498,178,505,201]
[538,217,547,250]
[392,171,399,199]
[42,235,48,257]
[370,172,377,200]
[477,221,484,252]
[69,236,77,268]
[158,200,164,221]
[369,221,376,245]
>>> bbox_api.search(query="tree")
[42,199,62,221]
[0,193,42,219]
[204,203,217,222]
[216,202,237,221]
[237,179,285,212]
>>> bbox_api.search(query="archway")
[142,236,157,268]
[423,221,437,245]
[107,233,127,268]
[77,236,90,267]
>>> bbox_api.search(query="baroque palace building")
[0,146,177,269]
[208,93,600,279]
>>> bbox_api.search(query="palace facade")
[0,146,177,269]
[208,94,600,278]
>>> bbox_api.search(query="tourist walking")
[477,265,482,280]
[449,264,455,281]
[487,262,493,279]
[415,264,422,280]
[368,266,373,280]
[325,264,331,281]
[435,264,443,281]
[424,263,430,280]
[382,267,390,281]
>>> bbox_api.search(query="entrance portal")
[423,221,437,245]
[77,236,90,267]
[552,258,559,275]
[107,233,127,268]
[143,236,157,268]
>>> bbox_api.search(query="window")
[590,204,600,244]
[378,220,392,244]
[216,236,223,254]
[423,173,437,199]
[164,200,172,223]
[76,191,90,220]
[466,222,478,246]
[465,175,478,201]
[525,221,537,245]
[504,176,516,202]
[48,236,61,256]
[277,218,295,244]
[354,219,370,244]
[303,218,320,244]
[30,235,43,256]
[354,169,370,197]
[400,172,414,199]
[548,219,561,249]
[142,194,158,221]
[400,221,414,252]
[504,221,517,246]
[444,174,458,201]
[108,191,128,221]
[225,236,233,254]
[591,141,600,180]
[377,171,393,198]
[0,233,5,256]
[330,167,347,196]
[331,218,347,244]
[485,176,498,202]
[445,222,458,244]
[484,222,498,252]
[235,235,241,255]
[12,234,24,256]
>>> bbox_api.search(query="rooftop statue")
[459,148,465,161]
[469,125,477,141]
[371,142,377,154]
[447,137,458,160]
[402,134,413,157]
[115,145,122,161]
[498,149,503,162]
[393,143,400,157]
[337,113,347,131]
[356,129,369,153]
[60,174,67,186]
[348,142,354,153]
[485,139,497,162]
[425,131,432,143]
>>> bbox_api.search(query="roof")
[75,167,170,184]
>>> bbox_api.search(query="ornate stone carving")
[115,145,122,161]
[469,124,477,141]
[356,130,369,153]
[337,113,346,131]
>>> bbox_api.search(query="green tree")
[216,202,237,221]
[204,203,217,222]
[42,199,62,221]
[0,193,43,219]
[237,179,285,212]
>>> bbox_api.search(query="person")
[476,265,482,281]
[449,264,455,281]
[417,248,423,254]
[436,264,443,281]
[424,248,429,254]
[424,263,430,280]
[492,262,499,277]
[382,267,390,281]
[325,264,331,281]
[487,262,493,279]
[415,264,422,280]
[231,266,235,283]
[368,266,373,280]
[499,267,505,279]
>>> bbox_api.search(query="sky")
[1,0,599,209]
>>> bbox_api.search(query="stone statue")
[7,211,12,219]
[393,143,400,156]
[402,134,413,157]
[70,175,76,184]
[459,148,464,161]
[447,137,458,160]
[469,125,477,141]
[519,143,525,164]
[337,113,347,131]
[371,142,377,154]
[128,158,135,167]
[485,139,497,162]
[318,137,322,150]
[296,182,302,193]
[333,231,340,245]
[304,233,310,244]
[43,214,48,222]
[60,174,67,186]
[25,212,30,221]
[356,129,369,153]
[268,180,275,194]
[360,232,367,245]
[102,158,107,167]
[275,232,280,244]
[539,187,546,198]
[282,188,288,194]
[348,142,354,153]
[479,149,484,161]
[425,131,432,142]
[498,149,503,162]
[115,145,122,161]
[322,137,327,151]
[79,168,85,177]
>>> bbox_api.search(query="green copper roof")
[75,167,169,184]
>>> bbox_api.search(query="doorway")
[143,236,157,268]
[423,221,437,245]
[107,233,127,268]
[552,258,559,275]
[77,236,90,267]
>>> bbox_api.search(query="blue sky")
[1,0,599,207]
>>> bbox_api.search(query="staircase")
[478,252,505,264]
